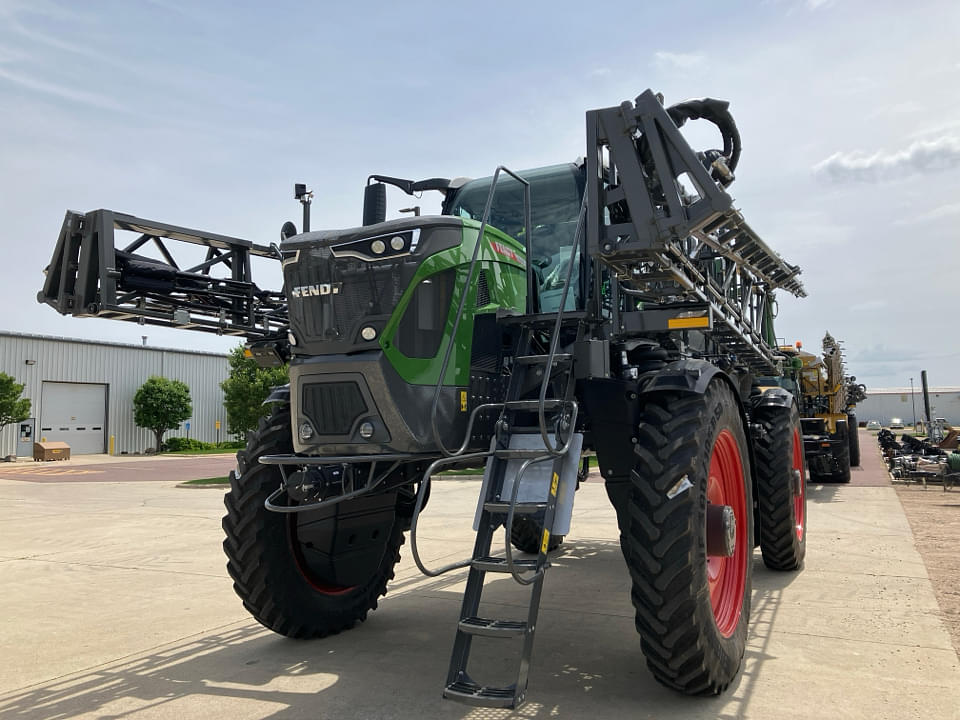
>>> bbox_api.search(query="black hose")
[666,98,742,173]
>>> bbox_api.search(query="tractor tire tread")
[625,384,751,695]
[754,405,806,571]
[222,408,403,639]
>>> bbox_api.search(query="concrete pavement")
[0,440,958,719]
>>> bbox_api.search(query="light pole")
[910,377,917,429]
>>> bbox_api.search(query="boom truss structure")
[39,210,286,339]
[585,90,806,372]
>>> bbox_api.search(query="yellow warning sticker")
[540,529,551,554]
[550,472,559,497]
[459,390,467,412]
[667,315,710,329]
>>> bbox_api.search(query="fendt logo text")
[291,283,342,298]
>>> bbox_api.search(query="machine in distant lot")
[39,90,809,708]
[779,334,866,482]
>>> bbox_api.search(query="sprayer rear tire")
[510,516,563,554]
[832,421,852,483]
[754,405,807,571]
[625,382,753,695]
[848,413,861,467]
[222,406,403,638]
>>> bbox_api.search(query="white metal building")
[855,387,960,427]
[0,331,230,457]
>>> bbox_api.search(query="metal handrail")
[409,450,493,576]
[502,403,579,585]
[535,194,587,455]
[263,458,401,513]
[409,403,577,580]
[502,454,552,585]
[429,166,531,458]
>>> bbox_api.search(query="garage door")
[40,382,107,455]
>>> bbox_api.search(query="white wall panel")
[0,332,231,456]
[856,389,960,427]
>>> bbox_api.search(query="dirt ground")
[881,442,960,656]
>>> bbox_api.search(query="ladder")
[442,320,581,708]
[405,169,587,708]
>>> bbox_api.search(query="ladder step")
[472,555,539,573]
[458,616,528,637]
[504,399,567,411]
[514,353,573,365]
[483,501,548,515]
[443,680,518,708]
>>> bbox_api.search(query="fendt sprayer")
[778,333,867,482]
[39,90,808,708]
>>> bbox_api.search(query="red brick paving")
[0,455,237,484]
[0,431,887,487]
[847,429,891,487]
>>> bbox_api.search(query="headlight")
[299,422,314,441]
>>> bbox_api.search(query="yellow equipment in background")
[780,333,864,482]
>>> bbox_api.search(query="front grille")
[286,248,406,343]
[476,270,491,307]
[302,382,367,435]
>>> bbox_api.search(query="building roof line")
[0,330,230,358]
[866,387,960,394]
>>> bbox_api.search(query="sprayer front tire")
[222,405,403,638]
[625,382,753,695]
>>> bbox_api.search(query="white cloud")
[813,135,960,183]
[0,66,125,112]
[653,51,705,71]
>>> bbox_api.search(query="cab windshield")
[446,164,584,311]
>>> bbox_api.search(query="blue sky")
[1,0,958,388]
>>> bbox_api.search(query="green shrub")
[162,437,245,452]
[163,437,211,452]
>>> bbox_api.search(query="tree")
[0,372,31,434]
[221,345,289,438]
[133,376,192,451]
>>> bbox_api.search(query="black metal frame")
[583,90,805,373]
[39,210,287,339]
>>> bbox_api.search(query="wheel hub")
[706,428,748,638]
[706,504,736,557]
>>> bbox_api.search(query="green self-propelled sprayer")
[39,90,807,708]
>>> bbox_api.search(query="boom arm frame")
[38,209,287,339]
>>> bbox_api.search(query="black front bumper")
[288,351,477,456]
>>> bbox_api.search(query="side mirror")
[363,183,387,226]
[280,221,297,241]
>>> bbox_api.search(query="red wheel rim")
[792,428,805,542]
[706,429,748,638]
[288,517,357,596]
